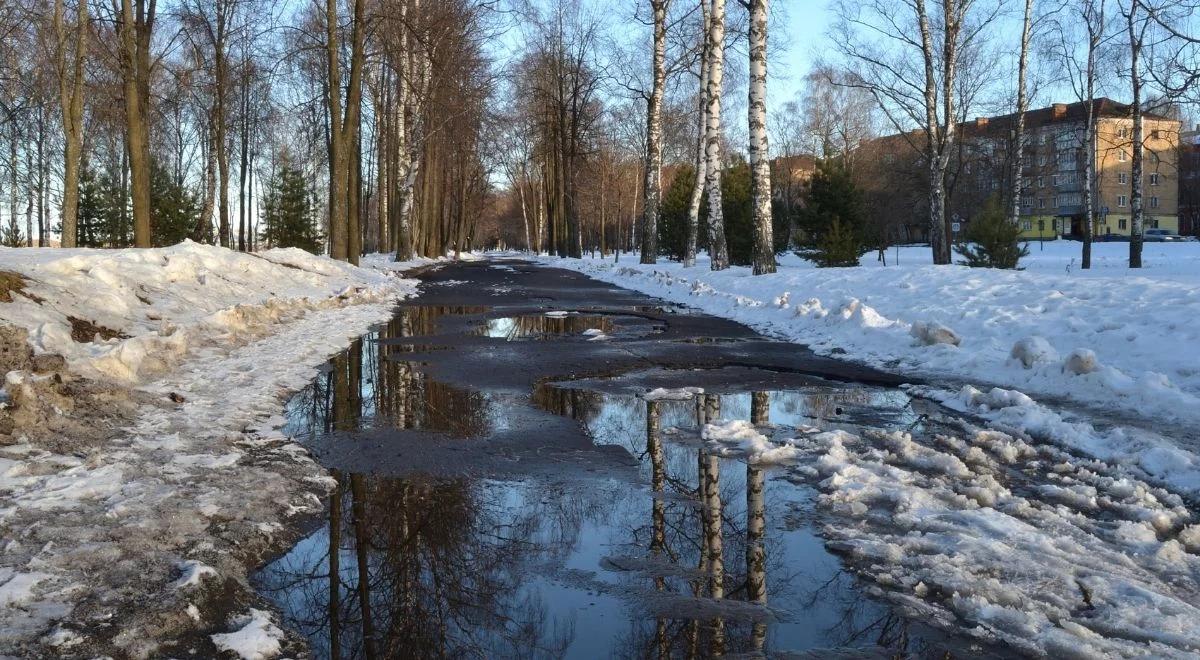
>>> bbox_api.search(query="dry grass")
[68,316,129,342]
[0,271,27,303]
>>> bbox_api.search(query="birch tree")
[746,0,773,274]
[1125,0,1147,268]
[639,0,670,264]
[685,0,711,267]
[1007,0,1033,233]
[835,0,1000,265]
[703,0,729,270]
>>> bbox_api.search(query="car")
[1143,229,1197,242]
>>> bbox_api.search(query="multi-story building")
[958,99,1180,240]
[1178,126,1200,236]
[864,99,1182,242]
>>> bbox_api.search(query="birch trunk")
[639,0,669,264]
[1008,0,1033,232]
[684,0,710,267]
[703,0,729,270]
[1128,3,1144,269]
[748,0,774,274]
[1082,0,1104,269]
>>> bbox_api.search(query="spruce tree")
[150,162,201,247]
[798,158,867,267]
[260,166,323,253]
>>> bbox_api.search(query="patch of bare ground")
[0,270,27,302]
[67,316,129,343]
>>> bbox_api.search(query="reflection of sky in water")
[261,379,951,657]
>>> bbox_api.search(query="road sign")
[952,222,961,233]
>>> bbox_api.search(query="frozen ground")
[535,241,1200,497]
[0,243,422,657]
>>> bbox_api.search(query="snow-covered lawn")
[536,241,1200,495]
[0,242,424,657]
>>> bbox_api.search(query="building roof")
[961,98,1178,138]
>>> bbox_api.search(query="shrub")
[954,197,1029,269]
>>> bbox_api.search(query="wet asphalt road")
[303,257,916,480]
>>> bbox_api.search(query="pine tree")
[150,162,201,246]
[954,196,1029,269]
[260,165,323,253]
[797,158,867,267]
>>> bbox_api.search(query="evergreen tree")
[2,219,24,247]
[150,162,201,247]
[76,164,131,248]
[954,196,1029,269]
[798,158,868,267]
[260,165,323,253]
[658,165,695,260]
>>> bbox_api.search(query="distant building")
[1179,126,1200,236]
[863,99,1182,241]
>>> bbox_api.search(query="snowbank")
[0,242,421,657]
[535,242,1200,430]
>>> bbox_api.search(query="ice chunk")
[210,608,285,660]
[1063,349,1100,375]
[1010,336,1059,368]
[910,320,961,346]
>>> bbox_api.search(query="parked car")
[1144,229,1197,242]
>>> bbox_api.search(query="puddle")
[262,359,980,657]
[283,336,500,439]
[475,313,662,341]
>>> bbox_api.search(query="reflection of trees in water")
[480,314,614,340]
[283,321,492,439]
[262,472,573,659]
[397,305,492,337]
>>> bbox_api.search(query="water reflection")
[476,314,614,340]
[283,307,517,440]
[266,338,963,657]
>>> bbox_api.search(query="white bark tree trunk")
[1128,1,1144,268]
[684,0,710,267]
[703,0,729,270]
[639,0,669,264]
[1008,0,1033,230]
[748,0,774,274]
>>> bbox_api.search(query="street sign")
[952,222,961,233]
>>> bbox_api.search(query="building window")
[1118,150,1128,162]
[1022,220,1033,231]
[1052,175,1059,187]
[1118,195,1128,207]
[1119,218,1128,230]
[1037,154,1047,166]
[1037,198,1045,209]
[1151,196,1159,208]
[1053,196,1059,207]
[1038,220,1045,231]
[1037,176,1044,188]
[1150,173,1159,185]
[1118,172,1128,184]
[1119,127,1129,138]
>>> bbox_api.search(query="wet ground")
[254,260,1009,658]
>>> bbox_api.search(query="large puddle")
[256,303,991,658]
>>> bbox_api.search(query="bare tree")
[1125,0,1147,267]
[745,0,773,274]
[703,0,729,270]
[117,0,155,248]
[834,0,1001,264]
[53,0,88,248]
[1008,0,1033,232]
[639,0,670,264]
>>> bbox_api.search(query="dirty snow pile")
[536,243,1200,431]
[0,242,419,657]
[784,419,1200,657]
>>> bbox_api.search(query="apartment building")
[956,99,1180,240]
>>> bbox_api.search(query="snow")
[0,242,420,655]
[536,242,1200,430]
[170,560,217,590]
[640,386,704,401]
[210,608,286,660]
[701,419,800,463]
[785,423,1200,658]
